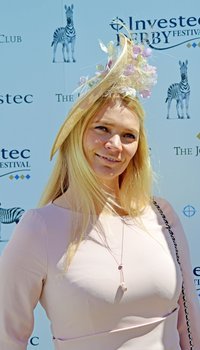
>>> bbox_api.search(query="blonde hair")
[39,94,153,267]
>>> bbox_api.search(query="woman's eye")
[94,126,108,132]
[124,133,136,140]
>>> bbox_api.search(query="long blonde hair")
[39,94,153,267]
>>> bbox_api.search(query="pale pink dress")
[0,198,200,350]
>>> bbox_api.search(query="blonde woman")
[0,35,200,350]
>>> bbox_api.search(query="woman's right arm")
[0,210,47,350]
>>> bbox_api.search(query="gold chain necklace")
[97,216,127,292]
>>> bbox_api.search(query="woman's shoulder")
[20,203,69,225]
[151,196,188,242]
[152,196,174,209]
[4,203,72,255]
[151,196,180,223]
[11,203,69,236]
[142,196,175,217]
[19,204,53,229]
[140,196,185,238]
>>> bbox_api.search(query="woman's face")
[83,99,140,191]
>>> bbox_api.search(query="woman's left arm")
[175,221,200,350]
[158,198,200,350]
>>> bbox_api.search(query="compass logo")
[183,205,196,218]
[110,17,125,32]
[110,17,127,45]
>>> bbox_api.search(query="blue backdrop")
[1,1,200,348]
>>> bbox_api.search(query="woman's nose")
[105,134,122,151]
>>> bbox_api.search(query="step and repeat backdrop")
[1,1,200,349]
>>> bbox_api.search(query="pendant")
[120,282,127,292]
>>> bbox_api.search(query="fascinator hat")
[50,33,157,159]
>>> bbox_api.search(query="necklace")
[97,216,127,293]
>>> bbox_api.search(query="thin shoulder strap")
[153,199,194,350]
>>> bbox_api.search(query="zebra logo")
[165,60,190,119]
[51,4,76,63]
[0,204,25,242]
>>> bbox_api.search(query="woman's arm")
[157,198,200,350]
[175,222,200,350]
[0,210,47,350]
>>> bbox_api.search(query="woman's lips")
[95,153,121,163]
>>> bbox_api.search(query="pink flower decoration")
[79,76,88,86]
[123,64,134,76]
[107,59,113,69]
[142,48,152,58]
[77,37,157,100]
[140,90,151,98]
[132,45,142,58]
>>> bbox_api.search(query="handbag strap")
[153,199,194,350]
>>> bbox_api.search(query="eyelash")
[95,126,108,132]
[124,133,136,140]
[94,126,136,140]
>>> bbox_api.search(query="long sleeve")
[0,210,47,350]
[157,198,200,350]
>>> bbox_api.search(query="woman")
[0,34,200,350]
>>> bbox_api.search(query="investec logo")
[110,15,200,49]
[0,148,31,180]
[193,267,200,298]
[0,93,33,104]
[29,336,39,347]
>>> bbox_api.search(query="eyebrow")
[93,121,139,134]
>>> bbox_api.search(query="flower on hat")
[142,47,152,58]
[123,64,135,76]
[120,87,137,98]
[99,40,117,61]
[79,76,89,86]
[77,36,157,100]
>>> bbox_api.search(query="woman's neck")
[53,187,128,216]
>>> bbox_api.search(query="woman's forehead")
[90,101,140,130]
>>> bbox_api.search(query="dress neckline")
[49,202,135,221]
